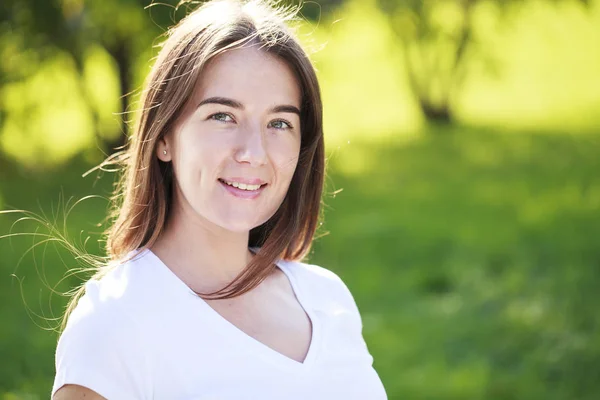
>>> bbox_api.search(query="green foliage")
[377,0,600,122]
[1,52,96,165]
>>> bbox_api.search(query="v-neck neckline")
[141,248,322,372]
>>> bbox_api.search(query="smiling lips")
[221,179,263,191]
[218,178,268,199]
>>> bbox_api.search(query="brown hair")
[61,0,325,329]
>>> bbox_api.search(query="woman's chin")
[216,218,268,233]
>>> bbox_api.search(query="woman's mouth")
[218,178,268,199]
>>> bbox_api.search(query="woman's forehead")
[192,46,302,110]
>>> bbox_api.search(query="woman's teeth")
[221,180,262,191]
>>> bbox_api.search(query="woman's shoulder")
[62,248,163,336]
[280,258,346,286]
[53,250,155,398]
[278,258,359,311]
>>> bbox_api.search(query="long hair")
[61,0,325,330]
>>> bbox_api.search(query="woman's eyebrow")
[271,105,301,116]
[197,96,300,116]
[198,96,243,109]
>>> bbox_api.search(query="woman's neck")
[150,203,253,294]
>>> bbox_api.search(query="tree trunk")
[397,0,475,129]
[420,101,452,125]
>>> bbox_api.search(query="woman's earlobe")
[158,146,171,162]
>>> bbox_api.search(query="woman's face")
[158,46,302,233]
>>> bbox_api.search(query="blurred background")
[1,0,600,398]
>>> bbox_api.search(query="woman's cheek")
[272,137,300,173]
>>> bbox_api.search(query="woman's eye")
[268,120,292,130]
[209,113,234,123]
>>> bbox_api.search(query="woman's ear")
[156,138,172,162]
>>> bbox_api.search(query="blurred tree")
[0,0,191,158]
[0,0,342,164]
[377,0,593,125]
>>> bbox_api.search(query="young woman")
[52,0,387,398]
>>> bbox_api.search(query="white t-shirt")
[52,248,387,399]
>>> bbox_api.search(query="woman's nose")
[234,124,268,166]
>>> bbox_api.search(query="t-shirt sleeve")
[298,261,373,355]
[52,283,151,400]
[331,272,370,340]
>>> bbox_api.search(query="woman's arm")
[53,384,107,400]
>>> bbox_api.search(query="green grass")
[312,127,600,399]
[1,126,600,399]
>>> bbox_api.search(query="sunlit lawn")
[1,126,599,399]
[314,126,600,399]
